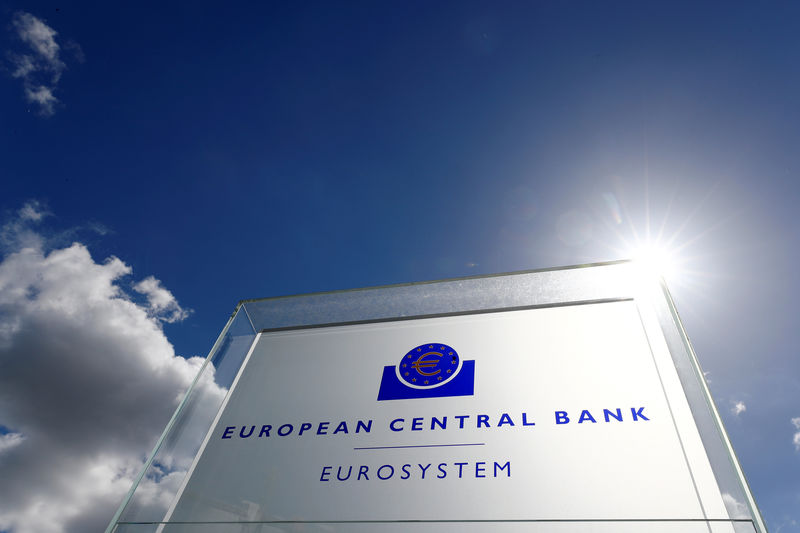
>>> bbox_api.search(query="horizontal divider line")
[353,443,485,450]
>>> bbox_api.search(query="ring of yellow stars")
[400,343,459,388]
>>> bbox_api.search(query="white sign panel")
[165,300,730,528]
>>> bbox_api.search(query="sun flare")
[625,242,684,287]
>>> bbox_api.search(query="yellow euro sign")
[411,351,442,376]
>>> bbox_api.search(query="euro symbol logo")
[397,342,460,389]
[411,352,442,376]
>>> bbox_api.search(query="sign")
[163,299,733,527]
[106,264,764,533]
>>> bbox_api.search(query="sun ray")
[664,179,722,250]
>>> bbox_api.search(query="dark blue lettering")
[411,417,423,431]
[278,424,293,436]
[240,425,255,438]
[437,463,447,478]
[631,407,650,421]
[475,461,486,478]
[400,464,411,479]
[578,410,596,424]
[320,466,331,481]
[377,465,394,480]
[455,462,468,478]
[298,423,311,435]
[495,461,511,477]
[418,463,431,479]
[497,413,515,427]
[317,422,329,435]
[431,416,447,430]
[221,426,235,439]
[336,466,352,481]
[333,421,348,434]
[604,409,623,422]
[522,413,536,426]
[477,414,490,428]
[356,420,372,433]
[555,411,570,424]
[455,415,469,428]
[258,425,271,437]
[390,418,404,431]
[358,465,369,480]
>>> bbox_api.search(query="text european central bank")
[107,262,767,533]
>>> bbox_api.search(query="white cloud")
[0,206,225,533]
[721,492,750,519]
[0,201,50,251]
[10,53,35,78]
[5,12,75,116]
[134,276,191,323]
[13,13,60,63]
[792,417,800,451]
[24,84,57,110]
[0,431,25,453]
[774,518,799,533]
[732,401,746,416]
[16,200,47,222]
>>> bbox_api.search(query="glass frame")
[106,260,767,533]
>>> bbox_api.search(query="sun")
[629,243,679,282]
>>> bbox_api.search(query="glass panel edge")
[237,259,633,306]
[656,279,769,533]
[105,303,256,533]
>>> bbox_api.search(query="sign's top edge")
[236,259,633,308]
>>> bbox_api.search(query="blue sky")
[1,2,799,532]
